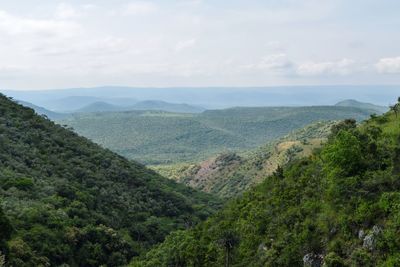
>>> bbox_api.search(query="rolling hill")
[76,100,205,114]
[59,105,380,165]
[0,94,219,266]
[17,100,67,120]
[2,85,399,108]
[132,100,400,267]
[152,121,337,198]
[335,99,388,114]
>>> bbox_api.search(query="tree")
[390,97,400,118]
[217,230,239,267]
[0,207,12,254]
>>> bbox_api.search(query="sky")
[0,0,400,90]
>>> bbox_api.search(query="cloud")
[243,54,293,73]
[55,3,79,19]
[122,1,158,16]
[376,57,400,74]
[0,10,80,38]
[175,38,197,52]
[297,59,355,76]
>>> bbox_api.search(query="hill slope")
[0,94,219,266]
[17,100,67,120]
[75,101,124,113]
[335,99,388,114]
[59,106,379,165]
[153,121,336,198]
[76,100,205,114]
[132,104,400,266]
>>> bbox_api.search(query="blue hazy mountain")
[335,99,389,114]
[17,100,67,120]
[74,100,205,114]
[2,85,397,109]
[40,96,138,112]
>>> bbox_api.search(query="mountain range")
[2,85,398,109]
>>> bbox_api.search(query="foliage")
[132,108,400,266]
[153,121,336,198]
[59,106,377,164]
[0,94,220,266]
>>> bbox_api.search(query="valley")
[1,1,399,266]
[57,104,382,165]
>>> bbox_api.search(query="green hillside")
[335,99,388,114]
[17,100,67,120]
[132,101,400,266]
[0,94,220,266]
[59,106,378,165]
[152,121,336,198]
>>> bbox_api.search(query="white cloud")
[123,1,158,16]
[244,54,293,73]
[0,10,80,38]
[376,57,400,74]
[175,38,197,52]
[243,53,293,73]
[297,59,355,76]
[55,3,79,19]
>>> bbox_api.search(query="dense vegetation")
[0,94,220,266]
[153,121,336,198]
[59,105,379,165]
[132,100,400,266]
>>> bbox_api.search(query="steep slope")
[0,94,219,266]
[335,99,388,114]
[59,106,377,165]
[153,121,336,198]
[132,103,400,266]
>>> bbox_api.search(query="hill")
[153,121,336,198]
[132,100,400,266]
[0,94,220,266]
[76,100,205,114]
[75,101,125,113]
[17,100,67,120]
[59,106,379,165]
[43,96,110,112]
[335,99,388,114]
[130,100,205,113]
[3,85,399,108]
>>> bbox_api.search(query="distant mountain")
[335,99,388,114]
[3,85,399,109]
[40,96,138,112]
[130,100,205,113]
[59,105,378,165]
[17,100,67,120]
[76,100,205,114]
[43,96,107,111]
[75,101,124,113]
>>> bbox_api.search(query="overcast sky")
[1,0,400,90]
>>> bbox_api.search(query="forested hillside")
[0,94,219,266]
[59,106,378,165]
[132,100,400,266]
[153,121,336,198]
